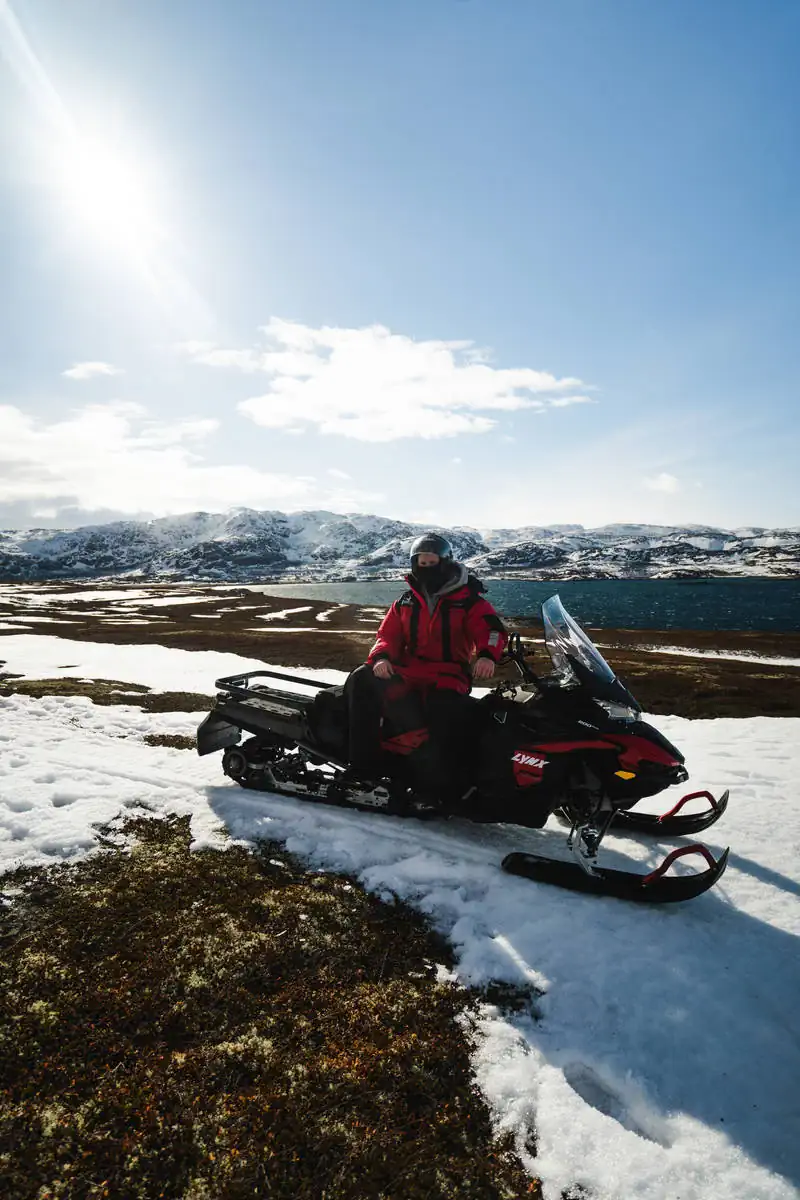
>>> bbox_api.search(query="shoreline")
[2,582,800,718]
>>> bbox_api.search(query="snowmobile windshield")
[541,595,641,713]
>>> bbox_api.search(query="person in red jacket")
[345,533,508,801]
[368,533,507,691]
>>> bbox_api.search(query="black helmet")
[409,532,453,565]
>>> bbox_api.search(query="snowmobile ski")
[613,789,730,836]
[501,843,730,903]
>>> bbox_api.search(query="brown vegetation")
[0,676,213,715]
[141,733,198,750]
[0,815,540,1199]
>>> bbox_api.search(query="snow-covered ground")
[316,606,343,622]
[2,615,82,624]
[116,594,222,608]
[0,633,342,694]
[0,635,798,1200]
[255,606,315,621]
[0,588,156,604]
[245,627,376,634]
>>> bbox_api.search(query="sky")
[0,0,798,533]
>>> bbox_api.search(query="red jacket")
[367,572,508,693]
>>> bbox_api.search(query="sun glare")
[1,0,212,332]
[54,133,164,254]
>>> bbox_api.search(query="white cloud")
[644,472,681,493]
[180,319,593,442]
[327,467,351,480]
[548,394,596,408]
[62,361,123,380]
[174,340,216,357]
[0,402,380,517]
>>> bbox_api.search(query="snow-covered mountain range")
[0,509,798,580]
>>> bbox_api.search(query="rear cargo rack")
[214,668,336,702]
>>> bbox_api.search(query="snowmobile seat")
[306,684,349,760]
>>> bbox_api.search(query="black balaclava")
[412,559,453,594]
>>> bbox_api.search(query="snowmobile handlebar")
[500,632,540,685]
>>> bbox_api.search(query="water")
[242,577,800,631]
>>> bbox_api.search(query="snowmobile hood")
[542,595,641,714]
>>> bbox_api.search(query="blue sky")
[1,0,798,531]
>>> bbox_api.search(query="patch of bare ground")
[0,814,540,1200]
[142,733,196,750]
[0,676,212,714]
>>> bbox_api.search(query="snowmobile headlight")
[594,699,638,723]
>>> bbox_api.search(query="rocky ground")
[1,582,799,718]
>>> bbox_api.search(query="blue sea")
[246,577,800,632]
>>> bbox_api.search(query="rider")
[369,533,507,690]
[346,533,508,797]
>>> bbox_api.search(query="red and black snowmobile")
[196,595,730,903]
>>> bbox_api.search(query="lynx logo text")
[512,752,547,769]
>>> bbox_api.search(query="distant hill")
[1,509,798,580]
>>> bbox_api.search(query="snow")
[5,589,155,604]
[0,615,80,624]
[116,594,221,608]
[98,618,156,625]
[256,606,315,621]
[315,607,341,622]
[245,627,371,634]
[0,636,798,1199]
[0,634,345,694]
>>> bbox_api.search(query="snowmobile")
[197,595,730,903]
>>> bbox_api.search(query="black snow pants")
[343,664,483,805]
[344,663,399,773]
[423,688,484,805]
